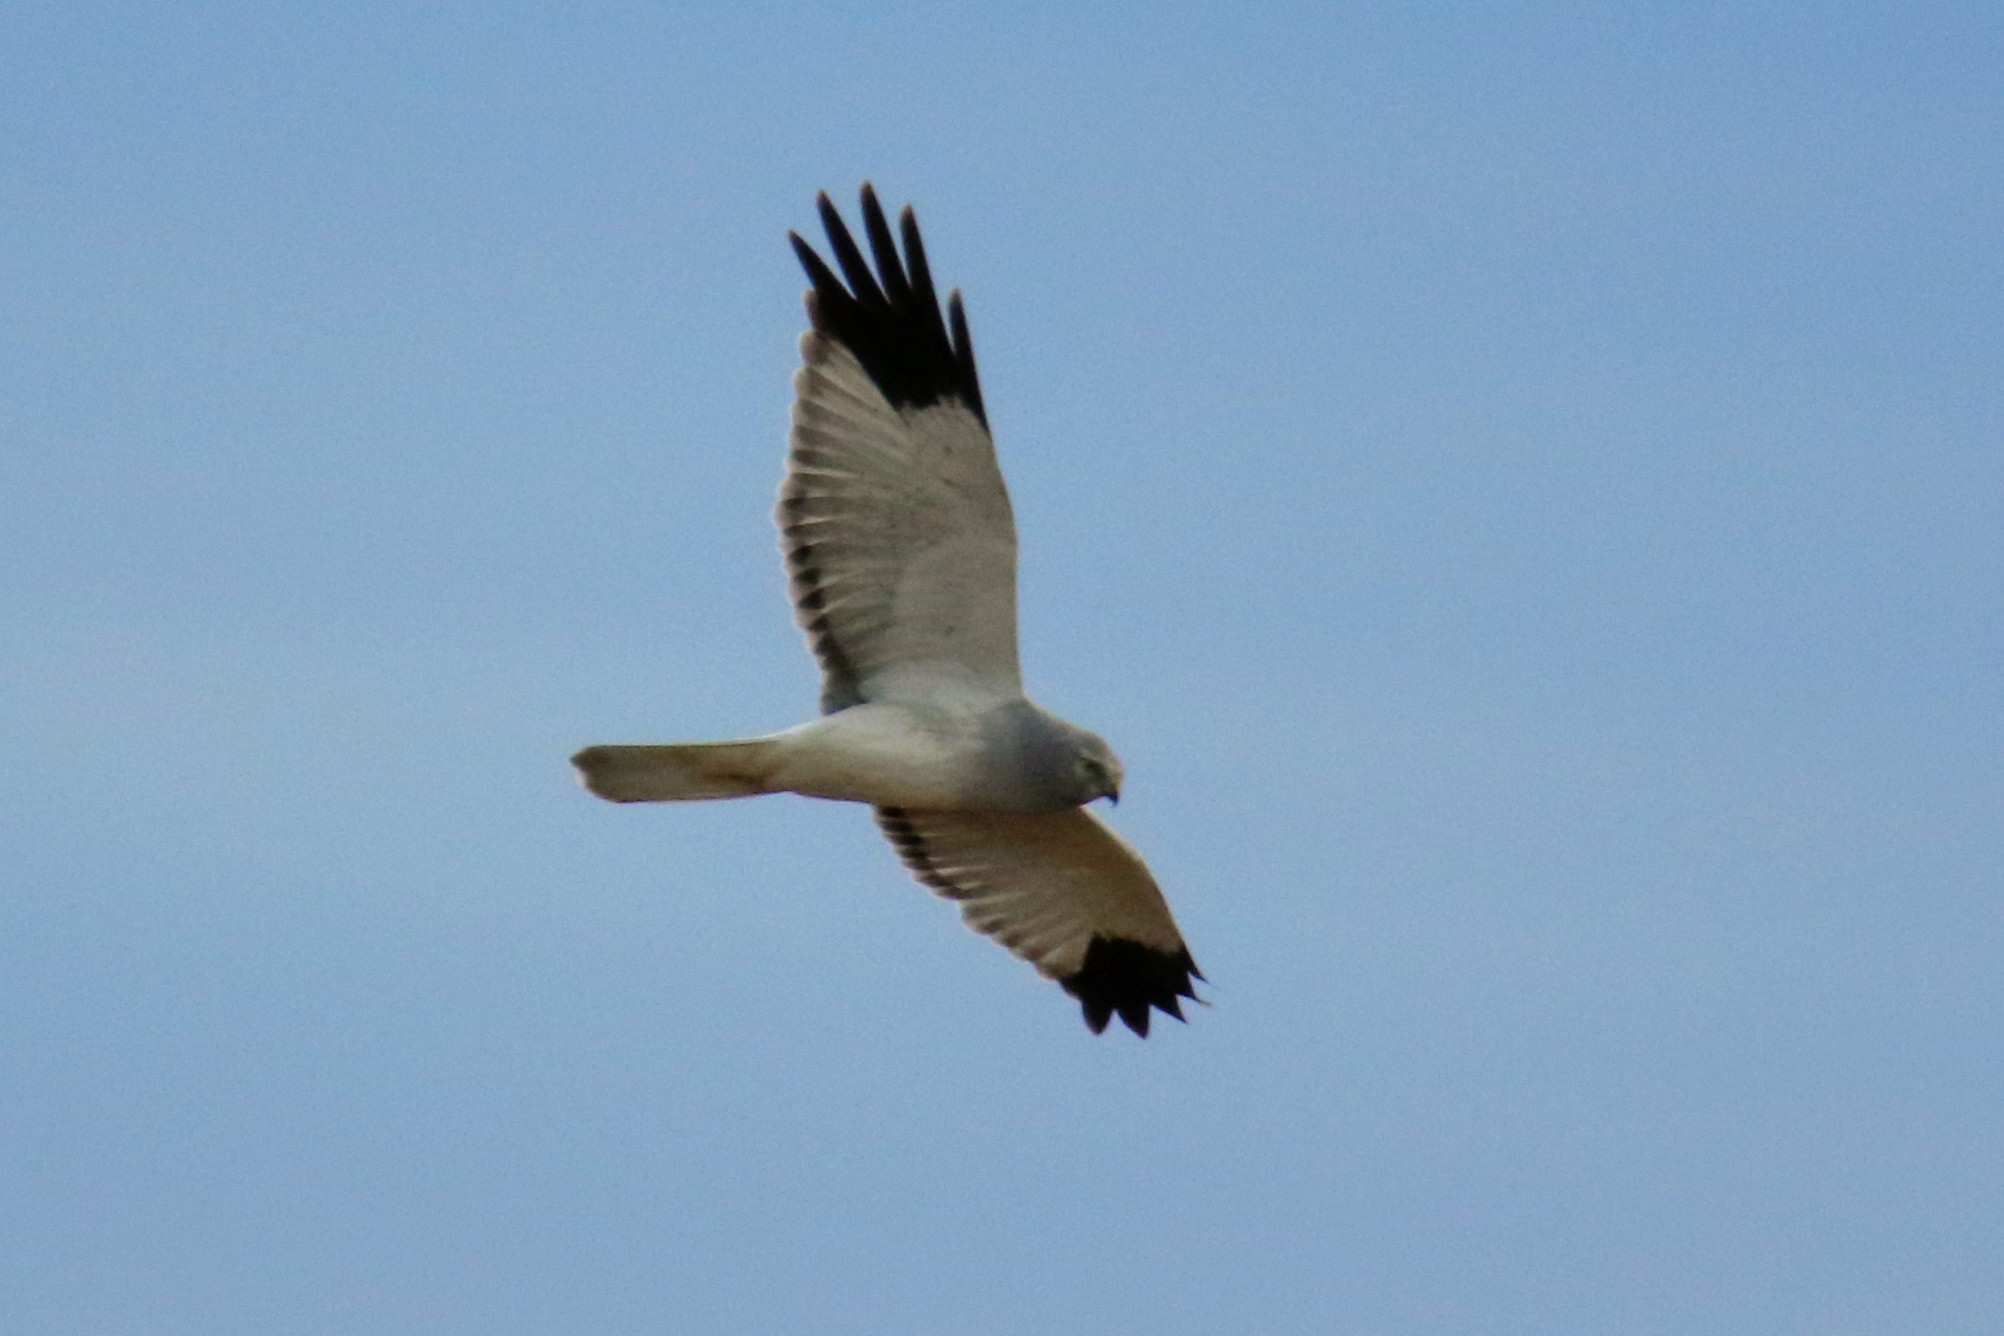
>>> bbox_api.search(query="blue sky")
[4,3,2000,1332]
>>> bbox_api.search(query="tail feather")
[571,739,782,803]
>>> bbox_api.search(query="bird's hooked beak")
[1084,749,1123,806]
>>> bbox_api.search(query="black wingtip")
[1061,937,1204,1038]
[790,185,987,426]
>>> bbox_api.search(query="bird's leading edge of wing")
[781,185,1021,713]
[874,806,1204,1036]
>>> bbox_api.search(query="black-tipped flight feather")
[780,186,1020,715]
[788,185,986,426]
[875,805,1202,1037]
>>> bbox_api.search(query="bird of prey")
[572,185,1201,1036]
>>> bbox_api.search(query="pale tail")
[571,739,782,803]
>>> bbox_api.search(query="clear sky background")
[4,3,1999,1332]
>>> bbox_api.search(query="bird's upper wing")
[781,186,1020,713]
[874,806,1202,1036]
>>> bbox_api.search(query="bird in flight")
[573,185,1201,1036]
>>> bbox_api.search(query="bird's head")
[1071,733,1125,806]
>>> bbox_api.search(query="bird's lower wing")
[874,806,1202,1036]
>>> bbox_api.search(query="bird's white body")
[771,701,1003,807]
[771,699,1046,810]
